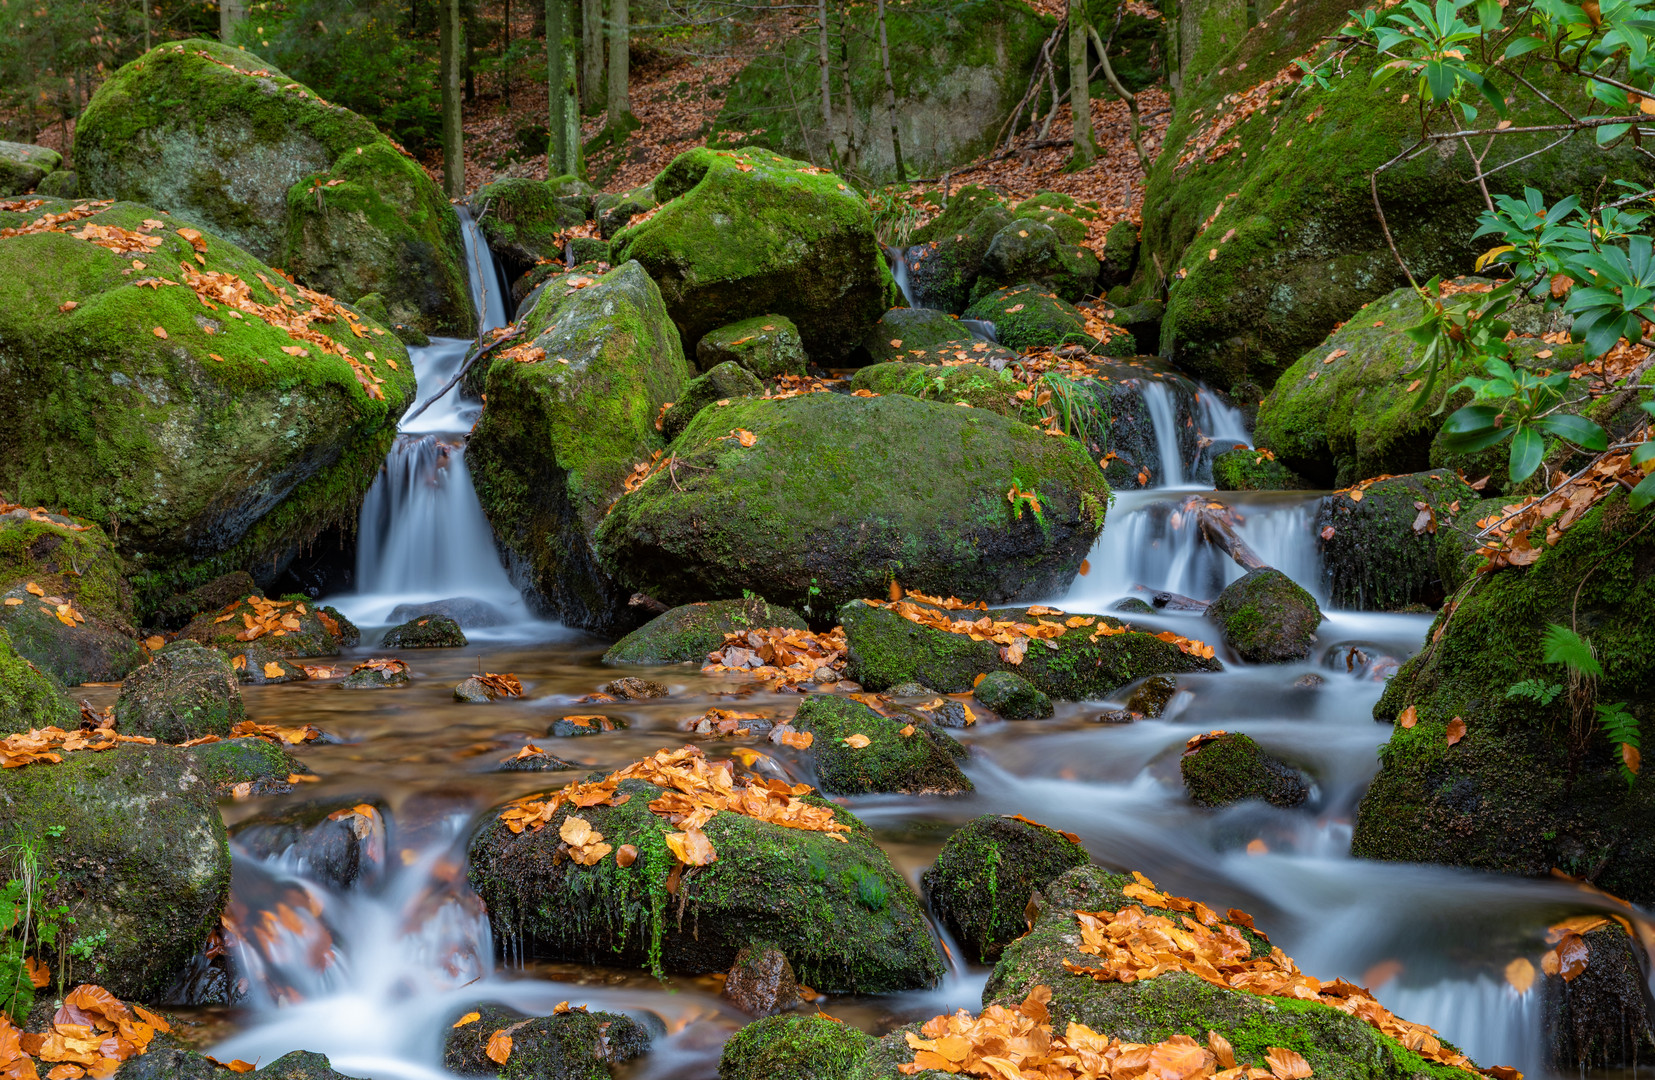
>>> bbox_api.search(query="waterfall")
[885,244,914,306]
[458,206,510,335]
[1139,380,1189,489]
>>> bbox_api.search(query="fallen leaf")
[1556,932,1589,981]
[144,636,165,651]
[452,1012,480,1028]
[843,734,871,748]
[664,827,717,866]
[152,327,167,339]
[1320,526,1336,540]
[616,844,638,867]
[1265,1047,1312,1080]
[262,662,285,679]
[1398,706,1417,729]
[1504,957,1535,994]
[485,1031,512,1065]
[25,583,44,596]
[1446,717,1466,746]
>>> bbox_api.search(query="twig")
[400,328,523,425]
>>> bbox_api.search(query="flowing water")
[110,232,1653,1080]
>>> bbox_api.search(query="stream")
[96,224,1646,1079]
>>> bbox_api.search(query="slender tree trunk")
[141,0,151,52]
[815,0,836,167]
[875,0,904,182]
[464,0,476,102]
[1068,0,1094,166]
[502,0,512,105]
[441,0,466,198]
[582,0,605,114]
[835,2,857,175]
[1090,21,1147,169]
[606,0,630,132]
[547,0,582,177]
[219,0,246,43]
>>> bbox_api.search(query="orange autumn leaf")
[1445,717,1467,746]
[452,1012,480,1028]
[1504,957,1535,994]
[1398,706,1417,729]
[262,662,285,679]
[484,1032,512,1066]
[1265,1047,1313,1080]
[23,957,48,988]
[664,827,717,866]
[843,734,871,749]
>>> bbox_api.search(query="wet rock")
[597,394,1109,616]
[181,598,357,673]
[1097,219,1139,289]
[249,1051,364,1080]
[718,1013,875,1080]
[547,714,628,737]
[453,677,498,703]
[468,260,692,637]
[0,745,229,998]
[723,943,802,1016]
[0,141,62,195]
[340,661,411,689]
[1181,732,1308,808]
[352,292,429,347]
[0,509,142,686]
[905,202,1015,315]
[922,814,1089,963]
[1208,569,1323,664]
[661,361,765,441]
[970,220,1099,305]
[841,599,1220,700]
[1545,923,1655,1069]
[113,640,244,742]
[444,1004,650,1080]
[962,284,1089,351]
[611,149,890,361]
[471,177,587,273]
[1323,643,1401,682]
[594,181,656,240]
[696,315,809,379]
[791,695,971,797]
[861,308,966,366]
[1294,673,1326,688]
[880,682,936,699]
[387,597,510,628]
[495,751,583,772]
[972,670,1053,720]
[467,771,947,992]
[0,627,77,734]
[916,699,973,729]
[151,572,261,631]
[603,598,808,665]
[1125,675,1178,718]
[600,676,667,700]
[1211,447,1312,491]
[1108,597,1157,615]
[381,615,467,649]
[77,41,470,334]
[233,801,385,891]
[1092,708,1140,724]
[186,736,303,795]
[1315,470,1477,612]
[121,1046,363,1080]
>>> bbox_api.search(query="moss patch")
[792,695,972,796]
[603,598,807,664]
[720,1014,875,1080]
[921,814,1089,963]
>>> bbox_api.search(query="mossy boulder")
[922,814,1090,963]
[1013,195,1093,246]
[713,1,1051,181]
[0,197,413,618]
[467,775,947,992]
[0,142,62,195]
[970,221,1099,306]
[906,203,1017,315]
[848,361,1023,416]
[76,39,471,334]
[1545,922,1655,1069]
[861,308,966,366]
[150,571,261,631]
[0,509,142,685]
[611,148,891,362]
[1126,675,1179,718]
[595,393,1109,616]
[0,629,76,734]
[179,596,355,673]
[1352,493,1655,903]
[791,695,971,796]
[36,170,78,200]
[1254,284,1578,488]
[1208,568,1322,663]
[1211,447,1311,491]
[341,662,411,689]
[971,670,1052,720]
[468,260,692,635]
[1098,219,1139,289]
[1181,732,1309,807]
[113,640,244,742]
[381,614,467,648]
[841,599,1222,699]
[123,1047,361,1080]
[696,315,809,378]
[910,186,1009,247]
[186,736,301,794]
[662,361,766,441]
[594,182,657,240]
[603,598,808,664]
[719,1014,875,1080]
[962,284,1089,351]
[444,1004,650,1080]
[1315,470,1477,612]
[472,177,588,273]
[0,745,229,998]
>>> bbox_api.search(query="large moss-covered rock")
[113,640,244,742]
[861,308,967,366]
[906,203,1016,315]
[180,596,355,674]
[848,361,1022,415]
[0,628,76,735]
[603,598,808,664]
[1181,731,1309,807]
[712,0,1052,183]
[611,149,892,362]
[963,284,1089,351]
[719,1014,875,1080]
[1207,568,1323,663]
[791,695,971,796]
[187,735,302,794]
[1314,470,1477,611]
[595,393,1109,616]
[922,814,1090,963]
[972,669,1053,720]
[444,1004,650,1080]
[0,142,62,196]
[1254,285,1577,487]
[662,361,765,441]
[471,177,588,273]
[467,775,947,992]
[469,261,692,635]
[1130,0,1646,392]
[970,221,1099,306]
[841,599,1221,699]
[0,508,142,685]
[1210,447,1311,491]
[1353,493,1655,903]
[0,197,413,617]
[0,745,229,998]
[76,40,472,335]
[696,315,809,378]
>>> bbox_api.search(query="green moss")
[696,315,809,378]
[971,670,1054,720]
[962,284,1090,351]
[792,695,971,796]
[1208,568,1323,663]
[922,815,1089,963]
[0,628,76,734]
[911,186,1008,247]
[721,1015,874,1080]
[472,176,588,266]
[1211,448,1310,491]
[1180,732,1307,807]
[186,736,300,788]
[906,204,1017,314]
[861,308,968,366]
[603,598,808,664]
[662,361,766,441]
[444,1004,650,1080]
[1315,470,1477,612]
[849,361,1023,416]
[381,614,467,648]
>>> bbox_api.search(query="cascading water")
[1138,379,1190,489]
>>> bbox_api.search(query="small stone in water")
[1093,708,1140,724]
[601,676,668,700]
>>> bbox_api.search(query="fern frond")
[1542,623,1603,678]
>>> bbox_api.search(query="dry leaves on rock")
[0,983,173,1080]
[1472,431,1652,571]
[559,815,613,866]
[0,725,155,769]
[229,719,323,746]
[474,673,524,699]
[352,658,409,678]
[868,595,1216,664]
[704,626,847,688]
[679,708,765,737]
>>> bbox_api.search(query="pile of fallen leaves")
[0,504,90,533]
[703,627,849,688]
[210,596,316,643]
[224,719,323,746]
[679,708,766,737]
[867,594,1216,664]
[351,657,408,679]
[472,673,524,700]
[0,983,177,1080]
[3,582,86,628]
[497,745,850,867]
[0,723,155,769]
[899,982,1314,1080]
[1064,874,1514,1078]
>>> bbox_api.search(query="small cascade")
[958,318,998,343]
[1138,380,1189,489]
[457,206,510,334]
[885,244,914,306]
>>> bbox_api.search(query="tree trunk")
[582,0,605,114]
[141,0,151,52]
[502,0,512,105]
[219,0,246,42]
[1090,20,1148,169]
[835,2,857,175]
[815,0,836,167]
[547,0,582,177]
[875,0,904,182]
[1068,0,1094,166]
[606,0,630,132]
[441,0,466,198]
